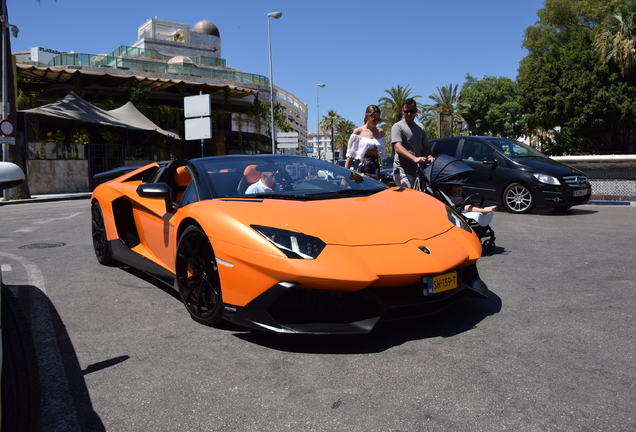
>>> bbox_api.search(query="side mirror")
[136,183,173,213]
[0,162,25,190]
[483,157,497,166]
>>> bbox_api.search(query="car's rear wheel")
[503,182,535,214]
[175,225,223,325]
[91,202,115,265]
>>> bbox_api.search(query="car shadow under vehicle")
[233,292,502,354]
[8,285,106,432]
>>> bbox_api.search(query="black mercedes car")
[379,156,395,186]
[428,136,591,213]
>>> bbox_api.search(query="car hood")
[201,188,455,247]
[513,157,583,176]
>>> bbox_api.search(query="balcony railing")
[44,48,268,86]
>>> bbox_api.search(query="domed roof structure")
[193,20,220,37]
[167,56,196,66]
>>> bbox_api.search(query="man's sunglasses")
[403,109,417,114]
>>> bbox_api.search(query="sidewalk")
[0,192,92,206]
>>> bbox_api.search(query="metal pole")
[1,0,8,166]
[267,17,274,153]
[267,13,282,154]
[316,84,324,160]
[1,0,8,201]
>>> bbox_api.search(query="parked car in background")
[428,136,591,213]
[379,156,395,186]
[1,162,41,432]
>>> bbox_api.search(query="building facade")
[15,17,308,158]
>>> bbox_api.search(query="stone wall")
[553,156,636,202]
[26,160,89,194]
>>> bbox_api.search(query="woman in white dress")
[344,105,387,177]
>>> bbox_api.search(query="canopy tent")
[19,91,180,139]
[108,102,179,139]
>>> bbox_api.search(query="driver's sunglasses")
[403,109,417,114]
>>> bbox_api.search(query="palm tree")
[334,119,355,159]
[377,84,421,147]
[421,83,468,136]
[320,109,342,161]
[594,1,636,78]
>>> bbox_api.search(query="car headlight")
[252,226,326,259]
[533,173,560,185]
[446,207,472,233]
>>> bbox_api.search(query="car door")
[458,138,505,204]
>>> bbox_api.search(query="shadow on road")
[9,285,107,432]
[234,292,502,354]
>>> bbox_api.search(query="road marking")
[14,226,39,233]
[0,252,45,294]
[32,212,84,225]
[1,264,11,272]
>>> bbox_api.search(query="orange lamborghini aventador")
[91,155,489,334]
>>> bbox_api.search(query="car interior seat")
[172,166,192,205]
[236,165,261,194]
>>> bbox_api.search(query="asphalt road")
[1,199,635,432]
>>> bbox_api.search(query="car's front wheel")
[175,225,224,325]
[503,182,535,214]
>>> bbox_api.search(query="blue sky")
[9,0,545,131]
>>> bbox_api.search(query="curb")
[588,200,634,206]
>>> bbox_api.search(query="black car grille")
[563,175,588,188]
[267,283,463,325]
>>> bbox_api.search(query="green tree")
[334,119,355,158]
[377,84,421,147]
[518,0,636,154]
[320,109,342,160]
[421,83,467,137]
[594,1,636,78]
[460,75,523,138]
[274,103,291,133]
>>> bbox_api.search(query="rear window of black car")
[431,139,459,157]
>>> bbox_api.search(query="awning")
[17,64,259,98]
[108,102,180,139]
[19,91,180,139]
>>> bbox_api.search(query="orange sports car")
[91,155,489,334]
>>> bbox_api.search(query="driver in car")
[246,163,283,194]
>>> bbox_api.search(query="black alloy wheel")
[175,225,223,325]
[503,182,535,214]
[91,202,115,265]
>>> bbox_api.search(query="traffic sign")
[0,119,15,137]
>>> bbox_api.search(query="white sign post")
[184,94,212,157]
[277,131,299,149]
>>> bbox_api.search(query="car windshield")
[483,138,546,158]
[194,155,386,200]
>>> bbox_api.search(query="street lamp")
[316,83,325,159]
[267,11,282,154]
[475,119,482,136]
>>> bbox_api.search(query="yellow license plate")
[423,272,458,296]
